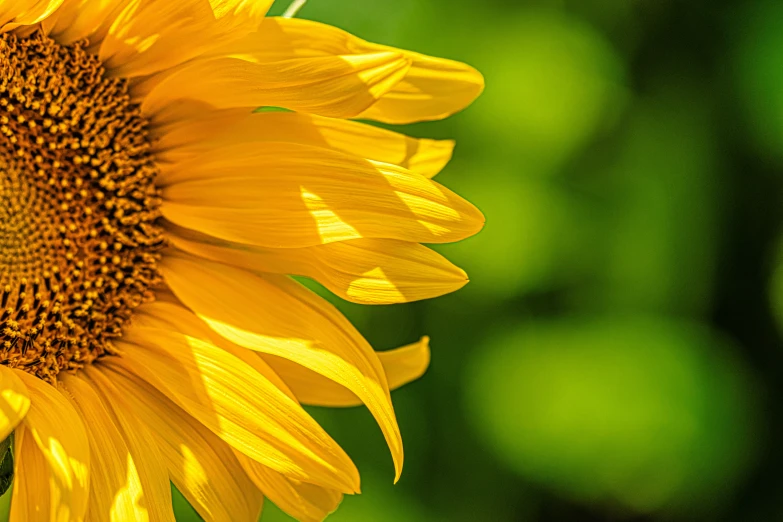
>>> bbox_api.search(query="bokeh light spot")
[466,317,759,516]
[466,9,626,171]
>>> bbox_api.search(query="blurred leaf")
[465,317,759,517]
[770,235,783,335]
[580,84,721,316]
[732,0,783,161]
[0,435,12,499]
[464,9,627,173]
[254,107,293,113]
[437,161,597,300]
[173,484,203,521]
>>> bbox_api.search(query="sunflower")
[0,0,484,520]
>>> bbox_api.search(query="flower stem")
[282,0,308,18]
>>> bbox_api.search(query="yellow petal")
[377,337,432,389]
[97,363,263,522]
[114,325,360,493]
[0,0,65,29]
[135,300,297,401]
[45,0,119,44]
[236,451,342,522]
[155,110,453,178]
[0,365,30,441]
[58,374,150,522]
[160,253,406,481]
[79,368,177,522]
[265,337,431,407]
[96,0,272,77]
[14,370,89,522]
[10,424,51,521]
[215,16,483,123]
[168,226,468,304]
[139,51,411,118]
[356,51,485,124]
[160,142,484,248]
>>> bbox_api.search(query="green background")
[7,0,783,520]
[257,0,783,520]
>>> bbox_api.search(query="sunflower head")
[0,31,163,381]
[0,1,484,521]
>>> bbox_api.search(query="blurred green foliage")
[466,318,757,516]
[253,1,782,521]
[3,0,780,521]
[254,1,783,521]
[174,0,782,520]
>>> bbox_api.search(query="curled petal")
[264,337,431,407]
[160,253,407,481]
[115,322,360,493]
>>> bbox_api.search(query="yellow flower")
[0,0,484,520]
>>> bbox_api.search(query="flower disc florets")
[0,31,163,381]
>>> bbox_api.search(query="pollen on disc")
[0,31,163,381]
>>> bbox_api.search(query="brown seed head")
[0,31,163,381]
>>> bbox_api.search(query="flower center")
[0,31,163,381]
